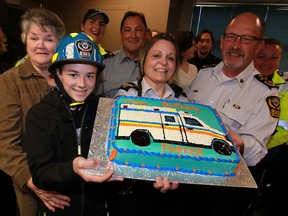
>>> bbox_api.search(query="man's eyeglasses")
[223,33,262,44]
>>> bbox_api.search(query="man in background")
[81,8,114,59]
[96,11,148,98]
[188,29,221,70]
[250,38,288,215]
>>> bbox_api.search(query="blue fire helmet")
[49,32,105,74]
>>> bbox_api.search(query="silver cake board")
[86,97,258,189]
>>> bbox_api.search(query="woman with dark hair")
[170,31,198,94]
[110,32,186,216]
[115,32,187,101]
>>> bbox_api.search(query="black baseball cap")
[82,8,109,24]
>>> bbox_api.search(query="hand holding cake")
[153,177,179,193]
[228,131,244,154]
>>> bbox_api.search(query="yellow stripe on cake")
[191,129,224,139]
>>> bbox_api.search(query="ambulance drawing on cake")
[115,103,235,156]
[107,97,240,177]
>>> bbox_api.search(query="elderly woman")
[0,7,67,216]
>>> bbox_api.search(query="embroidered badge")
[76,40,93,59]
[266,96,280,118]
[254,74,277,89]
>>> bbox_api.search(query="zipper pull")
[77,144,81,155]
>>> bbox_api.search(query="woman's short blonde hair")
[20,7,65,45]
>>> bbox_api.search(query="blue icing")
[107,96,240,177]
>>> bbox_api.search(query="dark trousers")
[246,145,288,216]
[107,179,256,216]
[0,170,17,216]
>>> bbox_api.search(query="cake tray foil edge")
[86,97,257,188]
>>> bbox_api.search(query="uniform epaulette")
[169,83,187,98]
[254,74,278,89]
[99,44,115,59]
[102,51,115,59]
[202,63,218,69]
[119,82,139,92]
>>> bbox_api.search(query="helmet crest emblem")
[76,40,93,59]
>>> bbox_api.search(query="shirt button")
[240,79,244,83]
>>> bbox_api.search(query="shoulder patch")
[254,74,277,89]
[266,96,280,118]
[119,82,139,92]
[202,63,218,69]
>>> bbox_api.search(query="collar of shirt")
[141,77,174,99]
[19,59,44,78]
[116,48,138,64]
[212,62,258,88]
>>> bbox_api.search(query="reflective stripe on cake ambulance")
[116,104,235,156]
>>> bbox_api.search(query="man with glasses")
[186,12,280,215]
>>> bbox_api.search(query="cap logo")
[76,40,93,59]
